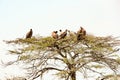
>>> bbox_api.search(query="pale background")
[0,0,120,80]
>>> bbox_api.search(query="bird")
[77,27,86,40]
[52,31,58,39]
[59,29,63,35]
[59,29,67,39]
[67,30,77,37]
[81,27,86,36]
[26,29,33,39]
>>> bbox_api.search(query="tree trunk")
[70,71,76,80]
[68,64,76,80]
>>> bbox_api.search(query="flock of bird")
[25,27,86,41]
[51,27,86,40]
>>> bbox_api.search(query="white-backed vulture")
[26,29,33,39]
[59,29,63,35]
[52,31,58,39]
[67,30,77,37]
[77,27,86,40]
[81,27,86,36]
[59,29,67,39]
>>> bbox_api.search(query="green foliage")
[6,76,26,80]
[4,33,120,80]
[90,64,104,69]
[97,74,120,80]
[19,55,31,60]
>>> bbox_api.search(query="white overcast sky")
[0,0,120,79]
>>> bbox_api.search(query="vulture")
[81,27,86,36]
[67,30,77,37]
[59,29,62,35]
[77,27,86,40]
[26,29,33,39]
[59,29,67,39]
[52,31,58,39]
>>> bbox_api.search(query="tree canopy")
[4,30,120,80]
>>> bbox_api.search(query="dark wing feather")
[59,31,67,39]
[26,29,33,39]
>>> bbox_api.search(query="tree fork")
[68,63,76,80]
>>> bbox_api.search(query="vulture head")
[59,29,62,32]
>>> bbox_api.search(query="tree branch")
[32,67,62,80]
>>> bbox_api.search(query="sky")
[0,0,120,79]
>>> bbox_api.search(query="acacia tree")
[4,32,120,80]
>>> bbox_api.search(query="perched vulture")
[59,29,67,39]
[81,27,86,36]
[52,31,58,39]
[26,29,33,39]
[67,30,76,37]
[59,29,62,35]
[77,27,86,40]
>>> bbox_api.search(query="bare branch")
[32,67,62,80]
